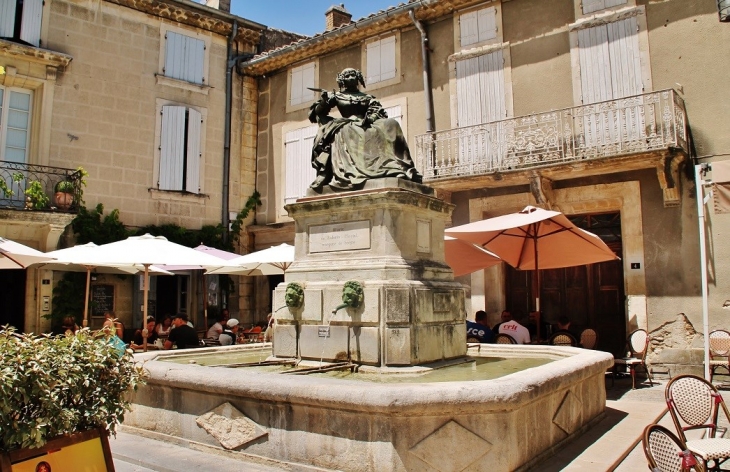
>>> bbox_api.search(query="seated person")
[163,313,200,349]
[466,310,494,343]
[492,310,511,335]
[498,312,531,344]
[155,315,172,338]
[102,310,124,339]
[130,316,159,350]
[206,311,228,340]
[219,318,240,346]
[51,316,79,336]
[526,311,552,341]
[553,315,578,337]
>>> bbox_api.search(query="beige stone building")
[241,0,730,373]
[0,0,274,334]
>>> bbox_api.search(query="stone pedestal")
[272,178,466,367]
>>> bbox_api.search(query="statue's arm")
[308,92,336,124]
[363,96,388,126]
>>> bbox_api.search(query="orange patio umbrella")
[444,236,501,277]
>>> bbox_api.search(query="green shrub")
[0,327,146,452]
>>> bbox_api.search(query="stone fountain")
[124,68,613,471]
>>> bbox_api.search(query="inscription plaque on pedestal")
[310,220,370,253]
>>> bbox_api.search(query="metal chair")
[494,333,517,344]
[709,330,730,384]
[665,374,730,471]
[643,423,704,472]
[613,329,653,389]
[579,328,599,349]
[548,331,578,347]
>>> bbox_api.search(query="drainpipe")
[410,10,434,133]
[222,21,237,244]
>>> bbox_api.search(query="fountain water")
[125,179,613,471]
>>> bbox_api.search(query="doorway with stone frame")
[505,212,625,355]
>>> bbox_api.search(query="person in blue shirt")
[466,310,494,343]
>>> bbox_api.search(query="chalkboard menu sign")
[90,284,114,317]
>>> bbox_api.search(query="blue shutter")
[185,108,201,194]
[159,106,185,191]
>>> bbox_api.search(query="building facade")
[242,0,730,373]
[0,0,265,333]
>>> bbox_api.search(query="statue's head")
[336,68,365,90]
[342,281,364,309]
[285,282,305,308]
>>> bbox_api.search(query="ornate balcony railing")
[415,89,688,182]
[0,161,84,213]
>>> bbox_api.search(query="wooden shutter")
[577,26,612,104]
[366,40,381,84]
[383,105,402,125]
[380,36,396,81]
[3,89,32,164]
[165,32,205,84]
[0,0,17,38]
[583,0,627,14]
[290,63,315,106]
[606,17,643,98]
[159,105,185,191]
[477,6,497,43]
[284,125,317,204]
[460,10,479,47]
[456,49,506,127]
[20,0,42,47]
[185,108,201,194]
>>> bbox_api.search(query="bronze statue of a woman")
[308,68,423,191]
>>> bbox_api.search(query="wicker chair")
[613,329,653,389]
[665,374,730,471]
[579,328,599,349]
[494,333,517,344]
[548,331,578,347]
[643,423,704,472]
[709,330,730,384]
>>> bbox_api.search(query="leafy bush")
[0,327,146,452]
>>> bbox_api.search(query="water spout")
[275,305,288,312]
[331,302,349,315]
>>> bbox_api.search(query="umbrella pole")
[83,268,91,328]
[203,273,208,334]
[534,225,541,342]
[143,264,149,352]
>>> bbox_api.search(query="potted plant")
[0,327,146,469]
[54,180,75,211]
[24,180,49,210]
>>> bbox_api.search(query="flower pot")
[54,191,73,211]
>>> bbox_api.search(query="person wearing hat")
[163,313,200,349]
[219,318,240,346]
[131,316,159,350]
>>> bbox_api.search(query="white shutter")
[606,0,627,8]
[582,0,606,14]
[606,17,643,98]
[456,50,505,127]
[284,125,317,204]
[0,0,17,38]
[577,26,612,104]
[383,105,402,126]
[185,108,201,194]
[290,62,315,106]
[20,0,42,47]
[380,36,396,81]
[460,10,478,47]
[165,32,205,84]
[477,7,497,43]
[366,40,381,84]
[159,106,185,191]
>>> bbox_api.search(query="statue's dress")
[308,92,422,191]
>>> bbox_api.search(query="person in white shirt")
[206,311,228,340]
[219,318,239,346]
[498,313,531,344]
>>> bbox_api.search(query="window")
[289,62,315,108]
[0,0,42,47]
[582,0,628,15]
[0,87,32,163]
[163,30,206,84]
[158,105,202,193]
[365,35,397,86]
[459,6,497,48]
[284,125,318,205]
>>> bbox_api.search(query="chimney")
[218,0,230,12]
[325,4,352,31]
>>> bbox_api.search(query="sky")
[230,0,402,37]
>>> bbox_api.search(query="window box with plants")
[0,327,146,470]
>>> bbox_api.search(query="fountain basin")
[126,344,613,471]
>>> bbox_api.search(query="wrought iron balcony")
[0,161,84,213]
[415,89,688,184]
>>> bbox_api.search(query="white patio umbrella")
[444,236,501,277]
[37,243,172,327]
[206,243,294,276]
[446,205,619,339]
[0,237,55,269]
[90,234,229,350]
